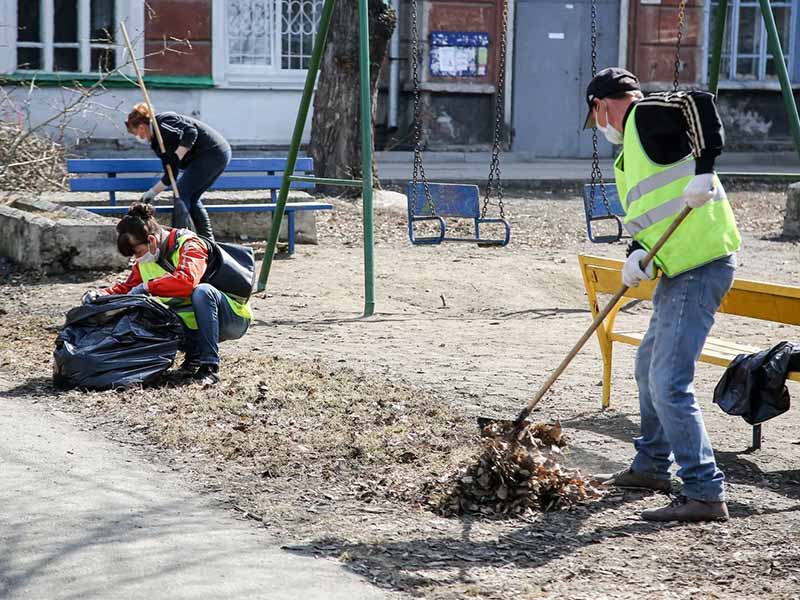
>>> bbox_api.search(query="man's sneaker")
[176,358,201,376]
[641,495,729,522]
[193,364,220,387]
[593,468,671,494]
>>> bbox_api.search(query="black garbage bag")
[713,341,800,426]
[53,295,184,391]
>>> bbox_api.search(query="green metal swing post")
[358,0,376,317]
[256,0,376,318]
[708,0,800,160]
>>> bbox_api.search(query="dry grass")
[69,356,478,490]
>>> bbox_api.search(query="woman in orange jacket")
[82,204,251,386]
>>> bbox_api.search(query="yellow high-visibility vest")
[138,231,252,329]
[613,105,741,277]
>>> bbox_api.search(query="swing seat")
[406,182,511,246]
[583,183,627,244]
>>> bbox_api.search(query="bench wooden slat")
[67,157,314,173]
[610,330,800,382]
[582,256,800,326]
[69,175,314,193]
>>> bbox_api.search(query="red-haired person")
[125,103,231,242]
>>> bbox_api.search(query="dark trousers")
[172,145,232,241]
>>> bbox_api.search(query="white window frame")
[0,0,145,76]
[706,0,798,87]
[212,0,318,89]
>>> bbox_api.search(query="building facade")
[0,0,798,155]
[625,0,800,151]
[0,0,323,145]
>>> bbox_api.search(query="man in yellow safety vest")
[586,68,741,522]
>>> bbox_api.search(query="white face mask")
[136,248,160,264]
[594,101,625,145]
[598,123,624,145]
[134,135,149,145]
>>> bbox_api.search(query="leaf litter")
[426,420,604,517]
[3,189,800,599]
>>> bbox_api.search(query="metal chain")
[480,0,508,220]
[673,0,687,92]
[588,0,612,217]
[410,0,436,216]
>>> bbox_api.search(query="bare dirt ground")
[2,188,800,599]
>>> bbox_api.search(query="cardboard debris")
[430,420,604,516]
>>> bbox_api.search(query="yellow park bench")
[578,254,800,449]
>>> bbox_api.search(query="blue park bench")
[67,157,332,255]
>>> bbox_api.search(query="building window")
[216,0,322,85]
[280,0,321,70]
[709,0,797,82]
[227,0,276,67]
[15,0,119,74]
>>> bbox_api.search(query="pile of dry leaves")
[429,420,605,516]
[0,120,68,193]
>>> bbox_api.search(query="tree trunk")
[309,0,396,196]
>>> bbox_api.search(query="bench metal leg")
[287,210,296,255]
[602,344,613,409]
[751,424,762,450]
[109,173,117,205]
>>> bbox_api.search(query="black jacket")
[713,341,799,425]
[623,91,725,176]
[151,112,230,185]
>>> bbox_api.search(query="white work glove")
[683,173,716,209]
[622,249,655,288]
[140,187,158,203]
[81,289,105,305]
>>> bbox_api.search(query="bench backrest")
[406,183,480,218]
[67,157,314,194]
[579,254,800,326]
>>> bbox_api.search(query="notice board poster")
[429,31,489,78]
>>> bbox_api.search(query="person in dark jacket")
[125,103,231,241]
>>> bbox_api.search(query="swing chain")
[673,0,687,92]
[588,0,612,217]
[410,0,436,216]
[481,0,508,220]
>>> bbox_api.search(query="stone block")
[783,182,800,238]
[0,196,128,273]
[50,191,321,244]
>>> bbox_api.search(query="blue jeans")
[630,254,736,502]
[172,145,232,241]
[182,283,249,366]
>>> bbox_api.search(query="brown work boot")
[641,495,729,523]
[593,468,671,494]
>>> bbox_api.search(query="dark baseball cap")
[583,67,640,129]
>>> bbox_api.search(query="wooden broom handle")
[120,22,180,200]
[512,205,693,434]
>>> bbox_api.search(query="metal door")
[512,0,620,158]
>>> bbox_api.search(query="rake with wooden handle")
[120,22,192,228]
[509,205,694,439]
